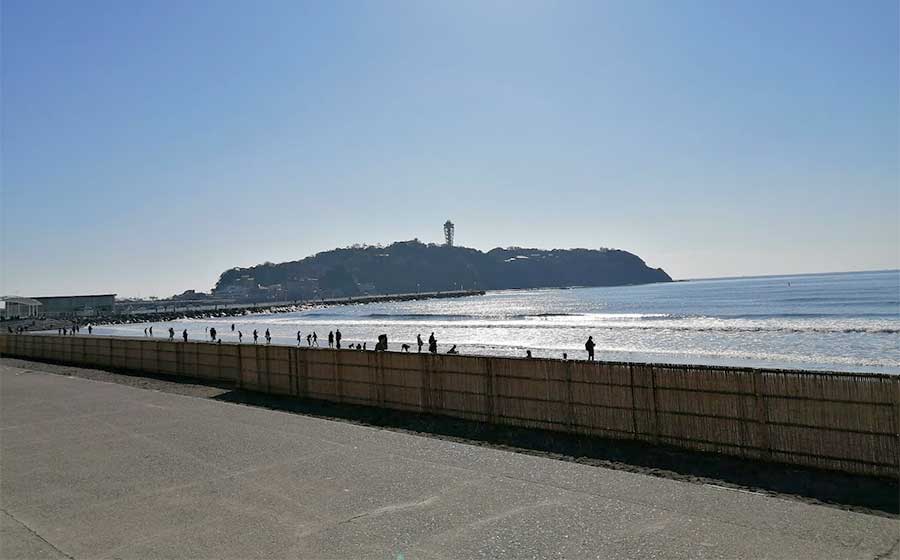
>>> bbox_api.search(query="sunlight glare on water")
[93,270,900,374]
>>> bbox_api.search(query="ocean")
[93,270,900,374]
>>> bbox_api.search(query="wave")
[361,313,477,320]
[233,318,900,335]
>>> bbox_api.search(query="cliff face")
[213,240,672,301]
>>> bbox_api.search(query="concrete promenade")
[1,363,897,559]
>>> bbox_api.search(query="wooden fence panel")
[1,334,896,477]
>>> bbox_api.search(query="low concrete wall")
[2,333,897,478]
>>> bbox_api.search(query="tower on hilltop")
[444,220,455,247]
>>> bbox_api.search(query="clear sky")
[2,0,897,298]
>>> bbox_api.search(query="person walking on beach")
[428,332,437,354]
[328,331,334,348]
[182,329,188,342]
[312,331,318,346]
[169,327,175,340]
[88,325,93,335]
[417,334,424,353]
[210,327,217,342]
[144,327,148,337]
[149,326,153,336]
[253,329,258,344]
[335,329,342,349]
[238,331,243,343]
[265,329,271,344]
[585,336,595,361]
[306,333,312,346]
[297,331,302,346]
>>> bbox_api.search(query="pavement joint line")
[1,508,76,560]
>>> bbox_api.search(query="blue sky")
[2,0,897,297]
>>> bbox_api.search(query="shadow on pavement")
[212,388,899,517]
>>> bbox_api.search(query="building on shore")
[0,297,43,319]
[33,294,116,317]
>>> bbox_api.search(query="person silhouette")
[328,331,334,348]
[417,334,424,353]
[585,336,595,361]
[335,329,342,349]
[265,329,271,344]
[297,331,302,346]
[149,326,153,336]
[169,327,175,340]
[231,323,235,332]
[253,329,258,344]
[238,331,243,343]
[210,327,216,341]
[306,333,312,346]
[312,332,318,346]
[526,350,532,359]
[428,332,437,354]
[182,329,188,342]
[88,325,93,335]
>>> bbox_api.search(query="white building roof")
[1,296,43,306]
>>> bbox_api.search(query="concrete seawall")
[2,333,897,478]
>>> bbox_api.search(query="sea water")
[94,270,900,374]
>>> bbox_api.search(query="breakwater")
[1,333,896,478]
[104,290,486,325]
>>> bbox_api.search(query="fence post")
[650,365,660,444]
[893,377,900,474]
[376,352,385,407]
[565,359,575,433]
[297,348,309,399]
[265,345,272,393]
[485,358,496,424]
[752,369,771,460]
[629,364,639,437]
[333,349,342,403]
[289,348,296,396]
[237,343,244,389]
[255,344,263,390]
[420,354,431,413]
[215,341,222,382]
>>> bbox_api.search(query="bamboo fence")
[2,333,897,478]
